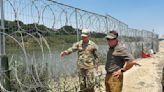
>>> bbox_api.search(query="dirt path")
[122,41,164,92]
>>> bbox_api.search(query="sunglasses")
[106,38,116,40]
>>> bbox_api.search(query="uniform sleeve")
[91,41,98,51]
[119,47,134,61]
[113,46,134,61]
[92,43,99,64]
[65,42,79,54]
[93,50,98,64]
[123,50,134,61]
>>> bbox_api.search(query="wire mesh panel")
[0,0,159,92]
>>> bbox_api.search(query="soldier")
[105,30,136,92]
[60,29,98,92]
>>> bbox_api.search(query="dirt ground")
[122,40,164,92]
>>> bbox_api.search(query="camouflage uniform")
[105,42,134,92]
[64,40,98,92]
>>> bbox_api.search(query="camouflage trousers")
[105,73,123,92]
[79,68,95,92]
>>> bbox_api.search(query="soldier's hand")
[60,51,67,58]
[112,69,122,78]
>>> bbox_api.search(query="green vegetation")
[4,20,107,48]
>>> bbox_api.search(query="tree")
[57,25,77,35]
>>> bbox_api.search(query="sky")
[57,0,164,38]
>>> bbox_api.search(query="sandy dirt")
[122,40,164,92]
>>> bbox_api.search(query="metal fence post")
[0,0,11,91]
[1,55,11,91]
[0,0,5,55]
[75,8,79,41]
[141,43,144,58]
[105,16,108,33]
[152,29,154,51]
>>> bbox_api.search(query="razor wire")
[0,0,159,92]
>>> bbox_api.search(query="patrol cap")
[81,29,90,37]
[106,30,118,39]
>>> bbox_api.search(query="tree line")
[2,20,106,38]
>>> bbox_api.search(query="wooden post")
[1,55,11,91]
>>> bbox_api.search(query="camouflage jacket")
[65,40,98,69]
